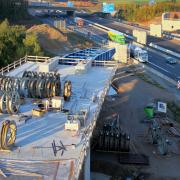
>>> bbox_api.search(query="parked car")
[166,57,177,64]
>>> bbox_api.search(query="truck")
[128,44,148,63]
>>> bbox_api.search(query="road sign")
[67,2,73,7]
[102,3,115,13]
[157,102,167,113]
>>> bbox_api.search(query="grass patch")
[167,102,180,123]
[136,72,164,89]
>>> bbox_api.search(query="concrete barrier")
[133,58,177,86]
[80,18,134,40]
[149,43,180,58]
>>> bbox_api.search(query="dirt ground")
[27,24,96,56]
[137,16,162,28]
[91,64,180,180]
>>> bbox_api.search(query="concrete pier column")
[84,148,90,180]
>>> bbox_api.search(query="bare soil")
[138,16,162,28]
[92,64,180,180]
[27,24,95,56]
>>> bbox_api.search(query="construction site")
[0,1,180,180]
[0,48,117,179]
[0,50,180,180]
[91,64,180,180]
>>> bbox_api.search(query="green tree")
[0,19,42,68]
[23,33,42,55]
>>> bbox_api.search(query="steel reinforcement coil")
[0,91,20,114]
[0,120,16,150]
[0,71,61,99]
[22,71,60,80]
[63,80,72,101]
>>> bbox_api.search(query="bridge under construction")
[0,47,116,179]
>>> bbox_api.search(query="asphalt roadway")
[81,16,180,81]
[38,15,180,82]
[84,15,180,54]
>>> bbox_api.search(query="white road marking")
[148,61,170,73]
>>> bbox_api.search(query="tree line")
[0,19,42,68]
[0,0,28,20]
[115,2,180,22]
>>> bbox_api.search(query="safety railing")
[0,55,50,75]
[74,65,117,179]
[149,43,180,59]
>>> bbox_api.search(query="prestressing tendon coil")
[0,91,20,114]
[0,120,17,150]
[63,81,72,101]
[0,71,61,99]
[6,91,20,114]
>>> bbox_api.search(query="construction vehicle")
[129,44,148,63]
[108,30,126,45]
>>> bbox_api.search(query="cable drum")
[0,72,61,99]
[22,71,28,78]
[4,78,10,91]
[6,91,20,114]
[63,81,72,101]
[29,79,37,98]
[0,91,20,114]
[19,78,29,97]
[36,79,46,98]
[54,80,61,96]
[0,120,17,150]
[0,92,8,113]
[13,78,20,91]
[45,80,52,97]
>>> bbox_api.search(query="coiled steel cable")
[0,120,16,150]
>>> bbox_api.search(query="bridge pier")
[84,148,91,180]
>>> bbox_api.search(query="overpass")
[28,1,76,16]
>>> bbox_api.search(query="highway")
[80,19,180,81]
[147,50,180,80]
[32,13,180,82]
[83,15,180,54]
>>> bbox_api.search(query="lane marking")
[148,61,170,73]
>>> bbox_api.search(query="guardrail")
[149,43,180,58]
[97,17,180,41]
[81,18,134,40]
[0,55,50,75]
[74,65,117,179]
[163,32,180,41]
[133,58,177,86]
[59,58,117,67]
